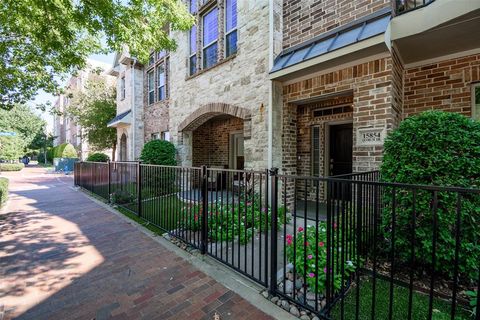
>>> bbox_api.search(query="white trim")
[270,35,388,81]
[281,52,391,86]
[404,47,480,69]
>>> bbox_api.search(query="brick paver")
[0,166,273,320]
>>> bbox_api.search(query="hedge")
[0,177,8,207]
[140,140,176,166]
[380,111,480,281]
[86,152,110,162]
[0,163,24,171]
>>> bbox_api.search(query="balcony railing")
[395,0,435,15]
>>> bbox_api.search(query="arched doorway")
[120,133,127,161]
[179,103,251,169]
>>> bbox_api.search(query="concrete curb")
[77,187,297,320]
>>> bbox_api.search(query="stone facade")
[168,0,272,170]
[282,0,390,50]
[111,55,144,161]
[403,53,480,118]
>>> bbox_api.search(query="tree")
[0,104,46,151]
[0,136,24,161]
[66,71,117,160]
[0,0,194,110]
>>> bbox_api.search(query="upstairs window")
[161,131,170,141]
[225,0,237,57]
[202,8,218,69]
[120,76,125,100]
[147,71,154,105]
[189,0,197,14]
[151,132,160,140]
[157,63,166,101]
[148,53,154,66]
[189,25,197,75]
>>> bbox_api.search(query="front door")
[329,123,353,176]
[229,133,244,170]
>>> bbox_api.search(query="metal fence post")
[200,165,208,254]
[107,161,112,203]
[137,161,142,217]
[269,168,279,293]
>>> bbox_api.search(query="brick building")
[268,0,480,201]
[108,0,480,183]
[53,59,113,160]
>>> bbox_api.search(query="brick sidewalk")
[0,166,274,320]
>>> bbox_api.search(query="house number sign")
[357,127,385,146]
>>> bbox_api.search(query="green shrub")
[53,143,77,158]
[0,177,8,207]
[0,163,24,171]
[381,111,480,281]
[46,147,54,162]
[140,140,176,165]
[86,152,110,162]
[0,136,24,161]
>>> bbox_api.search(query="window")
[189,25,197,75]
[225,0,237,57]
[148,53,154,66]
[161,131,170,141]
[202,8,218,69]
[312,126,321,177]
[473,83,480,121]
[189,0,196,14]
[147,71,154,105]
[151,133,161,140]
[120,76,125,100]
[157,63,166,101]
[157,50,166,60]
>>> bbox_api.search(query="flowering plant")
[285,223,356,294]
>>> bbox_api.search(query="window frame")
[202,6,219,69]
[151,132,161,140]
[161,131,170,141]
[224,0,237,58]
[189,25,197,76]
[147,70,154,105]
[472,83,480,120]
[311,126,321,177]
[157,62,166,101]
[120,76,126,100]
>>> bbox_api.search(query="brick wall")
[144,102,169,142]
[282,0,390,50]
[192,116,244,168]
[404,53,480,117]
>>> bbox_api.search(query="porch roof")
[270,8,391,78]
[107,109,131,128]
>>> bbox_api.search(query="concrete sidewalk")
[0,166,281,320]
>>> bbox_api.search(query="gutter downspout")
[131,58,137,160]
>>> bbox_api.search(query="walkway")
[0,166,273,320]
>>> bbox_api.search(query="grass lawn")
[330,277,472,320]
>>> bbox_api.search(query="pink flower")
[319,242,324,247]
[286,239,292,245]
[309,273,315,278]
[305,242,309,246]
[286,234,292,240]
[261,207,268,213]
[298,227,304,232]
[307,254,313,260]
[246,202,252,206]
[333,223,337,229]
[323,268,327,273]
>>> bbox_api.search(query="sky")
[29,52,116,134]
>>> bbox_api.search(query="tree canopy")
[66,70,117,160]
[0,0,194,110]
[0,104,47,150]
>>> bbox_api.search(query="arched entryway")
[179,103,251,169]
[119,133,127,161]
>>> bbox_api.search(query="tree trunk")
[111,142,116,161]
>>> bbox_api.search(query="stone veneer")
[403,53,480,117]
[282,0,390,50]
[168,0,272,170]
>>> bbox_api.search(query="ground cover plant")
[0,177,8,207]
[0,163,24,171]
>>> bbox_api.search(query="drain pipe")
[267,0,274,170]
[131,58,137,160]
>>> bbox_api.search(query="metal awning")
[270,9,391,74]
[107,109,131,128]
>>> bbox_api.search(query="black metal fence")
[74,162,480,320]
